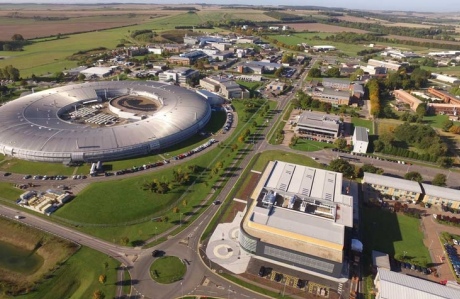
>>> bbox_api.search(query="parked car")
[152,250,160,257]
[3,172,11,177]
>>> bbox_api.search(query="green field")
[352,117,374,134]
[270,33,366,57]
[363,207,431,266]
[150,256,186,284]
[291,138,334,152]
[375,118,403,135]
[0,182,24,201]
[52,99,274,244]
[0,159,86,176]
[252,150,321,172]
[0,13,203,78]
[19,247,119,299]
[423,114,460,129]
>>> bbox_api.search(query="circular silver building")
[0,81,211,163]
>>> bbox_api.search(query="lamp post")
[228,285,231,299]
[155,226,158,242]
[403,251,407,261]
[180,213,182,227]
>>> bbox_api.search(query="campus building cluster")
[239,161,353,282]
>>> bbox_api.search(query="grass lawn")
[375,118,403,135]
[0,159,82,176]
[291,138,334,152]
[54,151,217,224]
[0,182,24,201]
[252,150,321,172]
[352,117,374,134]
[423,114,460,129]
[362,207,431,266]
[150,256,186,284]
[54,99,273,245]
[19,247,119,299]
[270,33,366,57]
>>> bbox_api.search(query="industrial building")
[367,59,402,72]
[352,127,369,154]
[80,66,116,78]
[240,161,353,282]
[311,88,350,105]
[432,73,460,85]
[322,78,350,91]
[374,268,460,299]
[199,76,249,99]
[295,111,342,138]
[0,81,211,163]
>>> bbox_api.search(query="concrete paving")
[206,208,252,274]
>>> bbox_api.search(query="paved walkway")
[206,207,252,274]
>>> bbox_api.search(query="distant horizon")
[0,1,459,13]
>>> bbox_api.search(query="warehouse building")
[374,268,460,299]
[240,161,353,282]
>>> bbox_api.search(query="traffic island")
[150,256,186,284]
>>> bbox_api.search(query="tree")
[329,158,355,178]
[325,67,341,78]
[98,274,107,284]
[415,103,427,118]
[11,33,24,41]
[432,173,447,186]
[93,290,105,299]
[404,171,423,183]
[120,237,130,246]
[334,138,347,150]
[307,67,321,78]
[438,157,453,168]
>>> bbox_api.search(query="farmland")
[287,23,369,34]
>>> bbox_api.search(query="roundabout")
[150,256,186,284]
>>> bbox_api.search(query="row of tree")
[0,65,20,81]
[367,79,380,117]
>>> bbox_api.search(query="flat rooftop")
[363,173,422,194]
[248,161,353,246]
[297,111,341,132]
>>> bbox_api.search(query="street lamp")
[228,285,231,299]
[181,282,183,298]
[155,227,158,242]
[180,213,183,227]
[403,251,407,261]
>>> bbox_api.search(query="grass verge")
[221,273,295,299]
[150,256,186,284]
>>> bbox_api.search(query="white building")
[80,66,116,78]
[312,45,336,52]
[374,268,460,299]
[431,73,460,85]
[352,126,369,153]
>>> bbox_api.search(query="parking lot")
[243,258,341,299]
